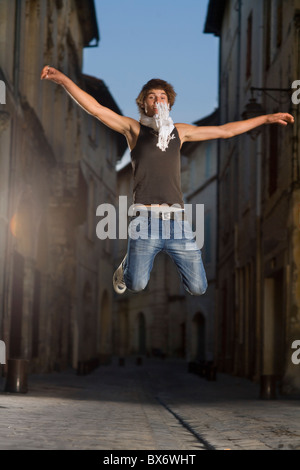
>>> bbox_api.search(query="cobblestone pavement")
[0,357,299,451]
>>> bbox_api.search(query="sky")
[82,0,219,164]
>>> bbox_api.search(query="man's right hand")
[40,65,63,84]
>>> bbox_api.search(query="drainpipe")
[215,3,223,369]
[13,0,21,96]
[256,2,277,399]
[255,1,264,383]
[2,0,22,363]
[236,0,242,120]
[292,15,300,186]
[232,0,242,375]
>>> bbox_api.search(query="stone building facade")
[205,0,300,393]
[0,0,126,373]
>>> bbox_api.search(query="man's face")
[144,89,169,116]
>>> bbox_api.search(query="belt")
[132,211,187,221]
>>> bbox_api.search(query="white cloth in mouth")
[139,102,175,151]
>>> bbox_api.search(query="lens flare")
[9,213,18,237]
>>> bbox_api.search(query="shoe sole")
[113,273,126,294]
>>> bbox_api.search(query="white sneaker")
[113,255,127,294]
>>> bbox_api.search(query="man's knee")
[125,276,149,293]
[185,280,208,296]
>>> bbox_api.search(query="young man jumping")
[41,66,294,296]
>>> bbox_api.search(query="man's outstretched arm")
[40,66,139,147]
[177,113,294,144]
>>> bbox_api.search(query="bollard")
[260,374,277,400]
[188,361,196,374]
[119,357,125,366]
[205,362,217,381]
[5,359,29,393]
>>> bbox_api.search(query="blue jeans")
[123,215,207,296]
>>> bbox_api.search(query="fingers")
[271,113,294,125]
[281,113,294,123]
[40,65,51,80]
[283,113,294,123]
[40,65,48,80]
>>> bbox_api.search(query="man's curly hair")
[136,78,177,113]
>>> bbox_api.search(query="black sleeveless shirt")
[130,124,184,207]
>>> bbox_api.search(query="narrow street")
[0,358,299,451]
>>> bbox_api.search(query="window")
[246,13,252,80]
[88,118,98,147]
[32,270,41,358]
[276,0,283,48]
[265,0,271,69]
[87,177,95,240]
[204,211,212,264]
[105,128,115,166]
[189,158,196,191]
[241,136,250,207]
[268,124,278,196]
[265,0,283,68]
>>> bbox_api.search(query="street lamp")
[242,95,265,140]
[242,86,292,140]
